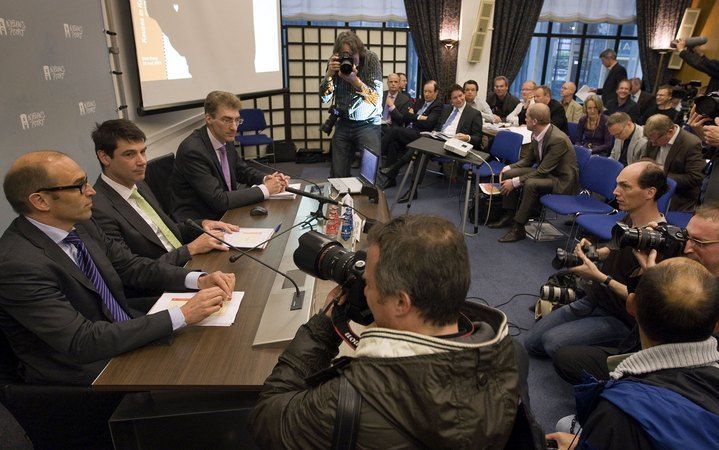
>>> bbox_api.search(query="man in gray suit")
[91,119,237,269]
[607,112,648,166]
[642,114,706,211]
[0,151,235,386]
[489,104,579,242]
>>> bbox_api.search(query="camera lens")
[552,248,583,269]
[695,94,719,118]
[540,285,576,303]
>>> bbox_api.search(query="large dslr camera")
[552,244,599,270]
[610,222,687,257]
[338,51,354,75]
[695,92,719,120]
[320,106,342,135]
[294,231,372,345]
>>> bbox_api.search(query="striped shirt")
[320,50,383,123]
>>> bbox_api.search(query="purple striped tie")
[63,231,131,323]
[218,144,233,191]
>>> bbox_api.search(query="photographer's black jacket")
[680,49,719,93]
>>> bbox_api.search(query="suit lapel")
[136,181,182,240]
[664,130,683,170]
[200,126,227,189]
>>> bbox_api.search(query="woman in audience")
[577,95,614,155]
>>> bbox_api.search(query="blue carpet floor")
[286,160,576,432]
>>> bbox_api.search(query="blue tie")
[63,231,131,323]
[442,108,459,132]
[416,101,430,117]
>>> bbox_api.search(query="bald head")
[387,73,400,94]
[634,258,719,344]
[4,151,68,214]
[527,103,550,125]
[561,81,576,99]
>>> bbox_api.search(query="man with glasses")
[172,91,289,222]
[608,112,648,166]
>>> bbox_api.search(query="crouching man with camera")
[249,215,543,449]
[524,161,668,358]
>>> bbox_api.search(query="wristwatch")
[601,275,613,287]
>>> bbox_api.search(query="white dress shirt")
[467,98,494,123]
[442,102,466,135]
[207,128,269,198]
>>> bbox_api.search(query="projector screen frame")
[125,0,287,116]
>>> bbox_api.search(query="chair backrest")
[145,153,175,216]
[580,155,623,200]
[658,177,677,214]
[567,122,579,144]
[490,131,523,163]
[574,145,592,171]
[237,108,268,133]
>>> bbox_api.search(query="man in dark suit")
[597,48,628,105]
[172,91,289,222]
[533,85,569,134]
[0,151,235,386]
[395,84,484,203]
[641,114,705,211]
[604,79,641,123]
[630,77,656,119]
[488,104,579,242]
[381,73,411,131]
[91,119,238,272]
[487,76,521,122]
[377,80,444,189]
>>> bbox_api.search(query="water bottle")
[340,206,353,241]
[325,204,340,238]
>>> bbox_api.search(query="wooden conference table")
[93,186,386,391]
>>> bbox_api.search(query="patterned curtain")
[636,0,691,92]
[487,0,545,94]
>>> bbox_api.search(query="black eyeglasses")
[36,178,89,195]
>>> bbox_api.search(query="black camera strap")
[331,376,362,450]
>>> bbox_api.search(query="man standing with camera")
[524,162,667,358]
[320,31,383,177]
[249,216,542,448]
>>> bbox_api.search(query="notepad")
[269,183,301,200]
[149,291,245,327]
[224,227,276,249]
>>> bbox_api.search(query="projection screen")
[128,0,283,113]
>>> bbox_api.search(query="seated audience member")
[596,48,628,105]
[0,151,235,386]
[640,84,684,125]
[533,85,569,134]
[553,202,719,386]
[547,258,719,450]
[395,84,484,203]
[607,112,648,166]
[378,80,444,189]
[629,77,656,118]
[604,79,641,123]
[487,76,521,122]
[642,113,705,211]
[397,72,410,97]
[577,95,614,155]
[523,161,667,357]
[464,79,495,124]
[506,80,537,126]
[561,81,584,123]
[381,73,411,130]
[488,103,578,242]
[249,215,542,449]
[91,119,238,269]
[172,90,288,222]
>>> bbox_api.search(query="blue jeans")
[523,297,633,358]
[331,119,380,177]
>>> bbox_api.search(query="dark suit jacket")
[604,99,641,123]
[642,128,705,211]
[434,104,484,149]
[382,91,411,127]
[0,217,189,385]
[172,126,267,222]
[401,98,444,132]
[548,99,569,134]
[487,92,521,121]
[93,176,200,267]
[510,125,579,195]
[635,90,655,116]
[598,63,628,105]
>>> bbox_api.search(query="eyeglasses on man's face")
[218,116,244,126]
[686,234,719,249]
[36,178,89,195]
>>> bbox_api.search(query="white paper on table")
[269,183,301,200]
[576,84,593,102]
[148,291,245,326]
[224,227,276,249]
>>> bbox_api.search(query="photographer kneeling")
[249,215,542,449]
[524,162,668,358]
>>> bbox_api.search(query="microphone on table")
[249,159,323,194]
[284,186,373,221]
[184,219,302,302]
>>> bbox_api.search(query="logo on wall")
[78,100,96,115]
[19,111,46,130]
[63,23,83,39]
[0,17,26,37]
[43,65,65,81]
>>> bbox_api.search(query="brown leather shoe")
[487,214,514,229]
[499,224,526,242]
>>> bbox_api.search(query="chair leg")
[534,207,547,241]
[565,215,579,251]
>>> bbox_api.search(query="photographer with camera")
[676,37,719,94]
[524,162,668,358]
[320,31,383,178]
[249,215,543,449]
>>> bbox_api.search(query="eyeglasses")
[686,234,719,249]
[219,116,244,126]
[36,178,89,195]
